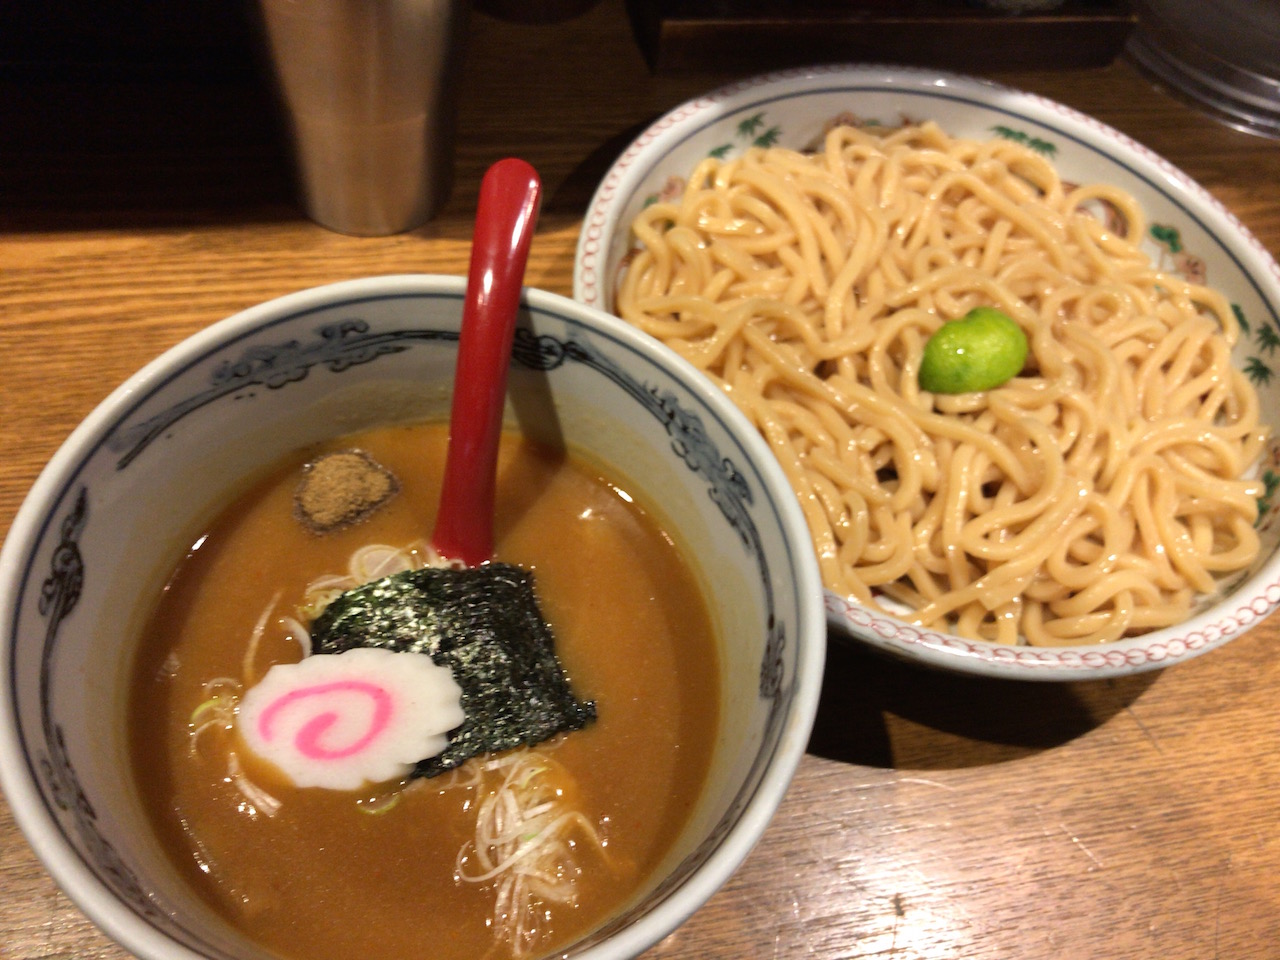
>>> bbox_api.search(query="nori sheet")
[308,563,596,777]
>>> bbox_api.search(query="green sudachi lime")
[918,307,1029,394]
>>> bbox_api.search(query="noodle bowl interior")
[128,422,721,960]
[617,120,1269,646]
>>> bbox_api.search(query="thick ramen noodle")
[617,121,1267,646]
[129,423,720,960]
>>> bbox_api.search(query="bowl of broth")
[574,63,1280,680]
[0,274,826,960]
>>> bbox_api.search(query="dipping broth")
[128,422,721,960]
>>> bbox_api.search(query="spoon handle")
[433,158,542,566]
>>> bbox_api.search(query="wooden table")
[2,3,1278,957]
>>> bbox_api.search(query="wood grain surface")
[2,2,1279,958]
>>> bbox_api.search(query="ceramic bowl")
[573,63,1280,680]
[0,275,826,960]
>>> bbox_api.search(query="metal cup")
[255,0,468,236]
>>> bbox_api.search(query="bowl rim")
[0,274,827,960]
[571,61,1280,679]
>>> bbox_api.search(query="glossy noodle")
[617,121,1267,646]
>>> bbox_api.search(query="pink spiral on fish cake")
[257,680,394,761]
[237,648,465,791]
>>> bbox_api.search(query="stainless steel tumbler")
[255,0,467,236]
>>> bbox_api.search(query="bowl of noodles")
[574,64,1280,680]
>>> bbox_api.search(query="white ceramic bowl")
[0,275,826,960]
[573,63,1280,680]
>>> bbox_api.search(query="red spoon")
[432,158,543,567]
